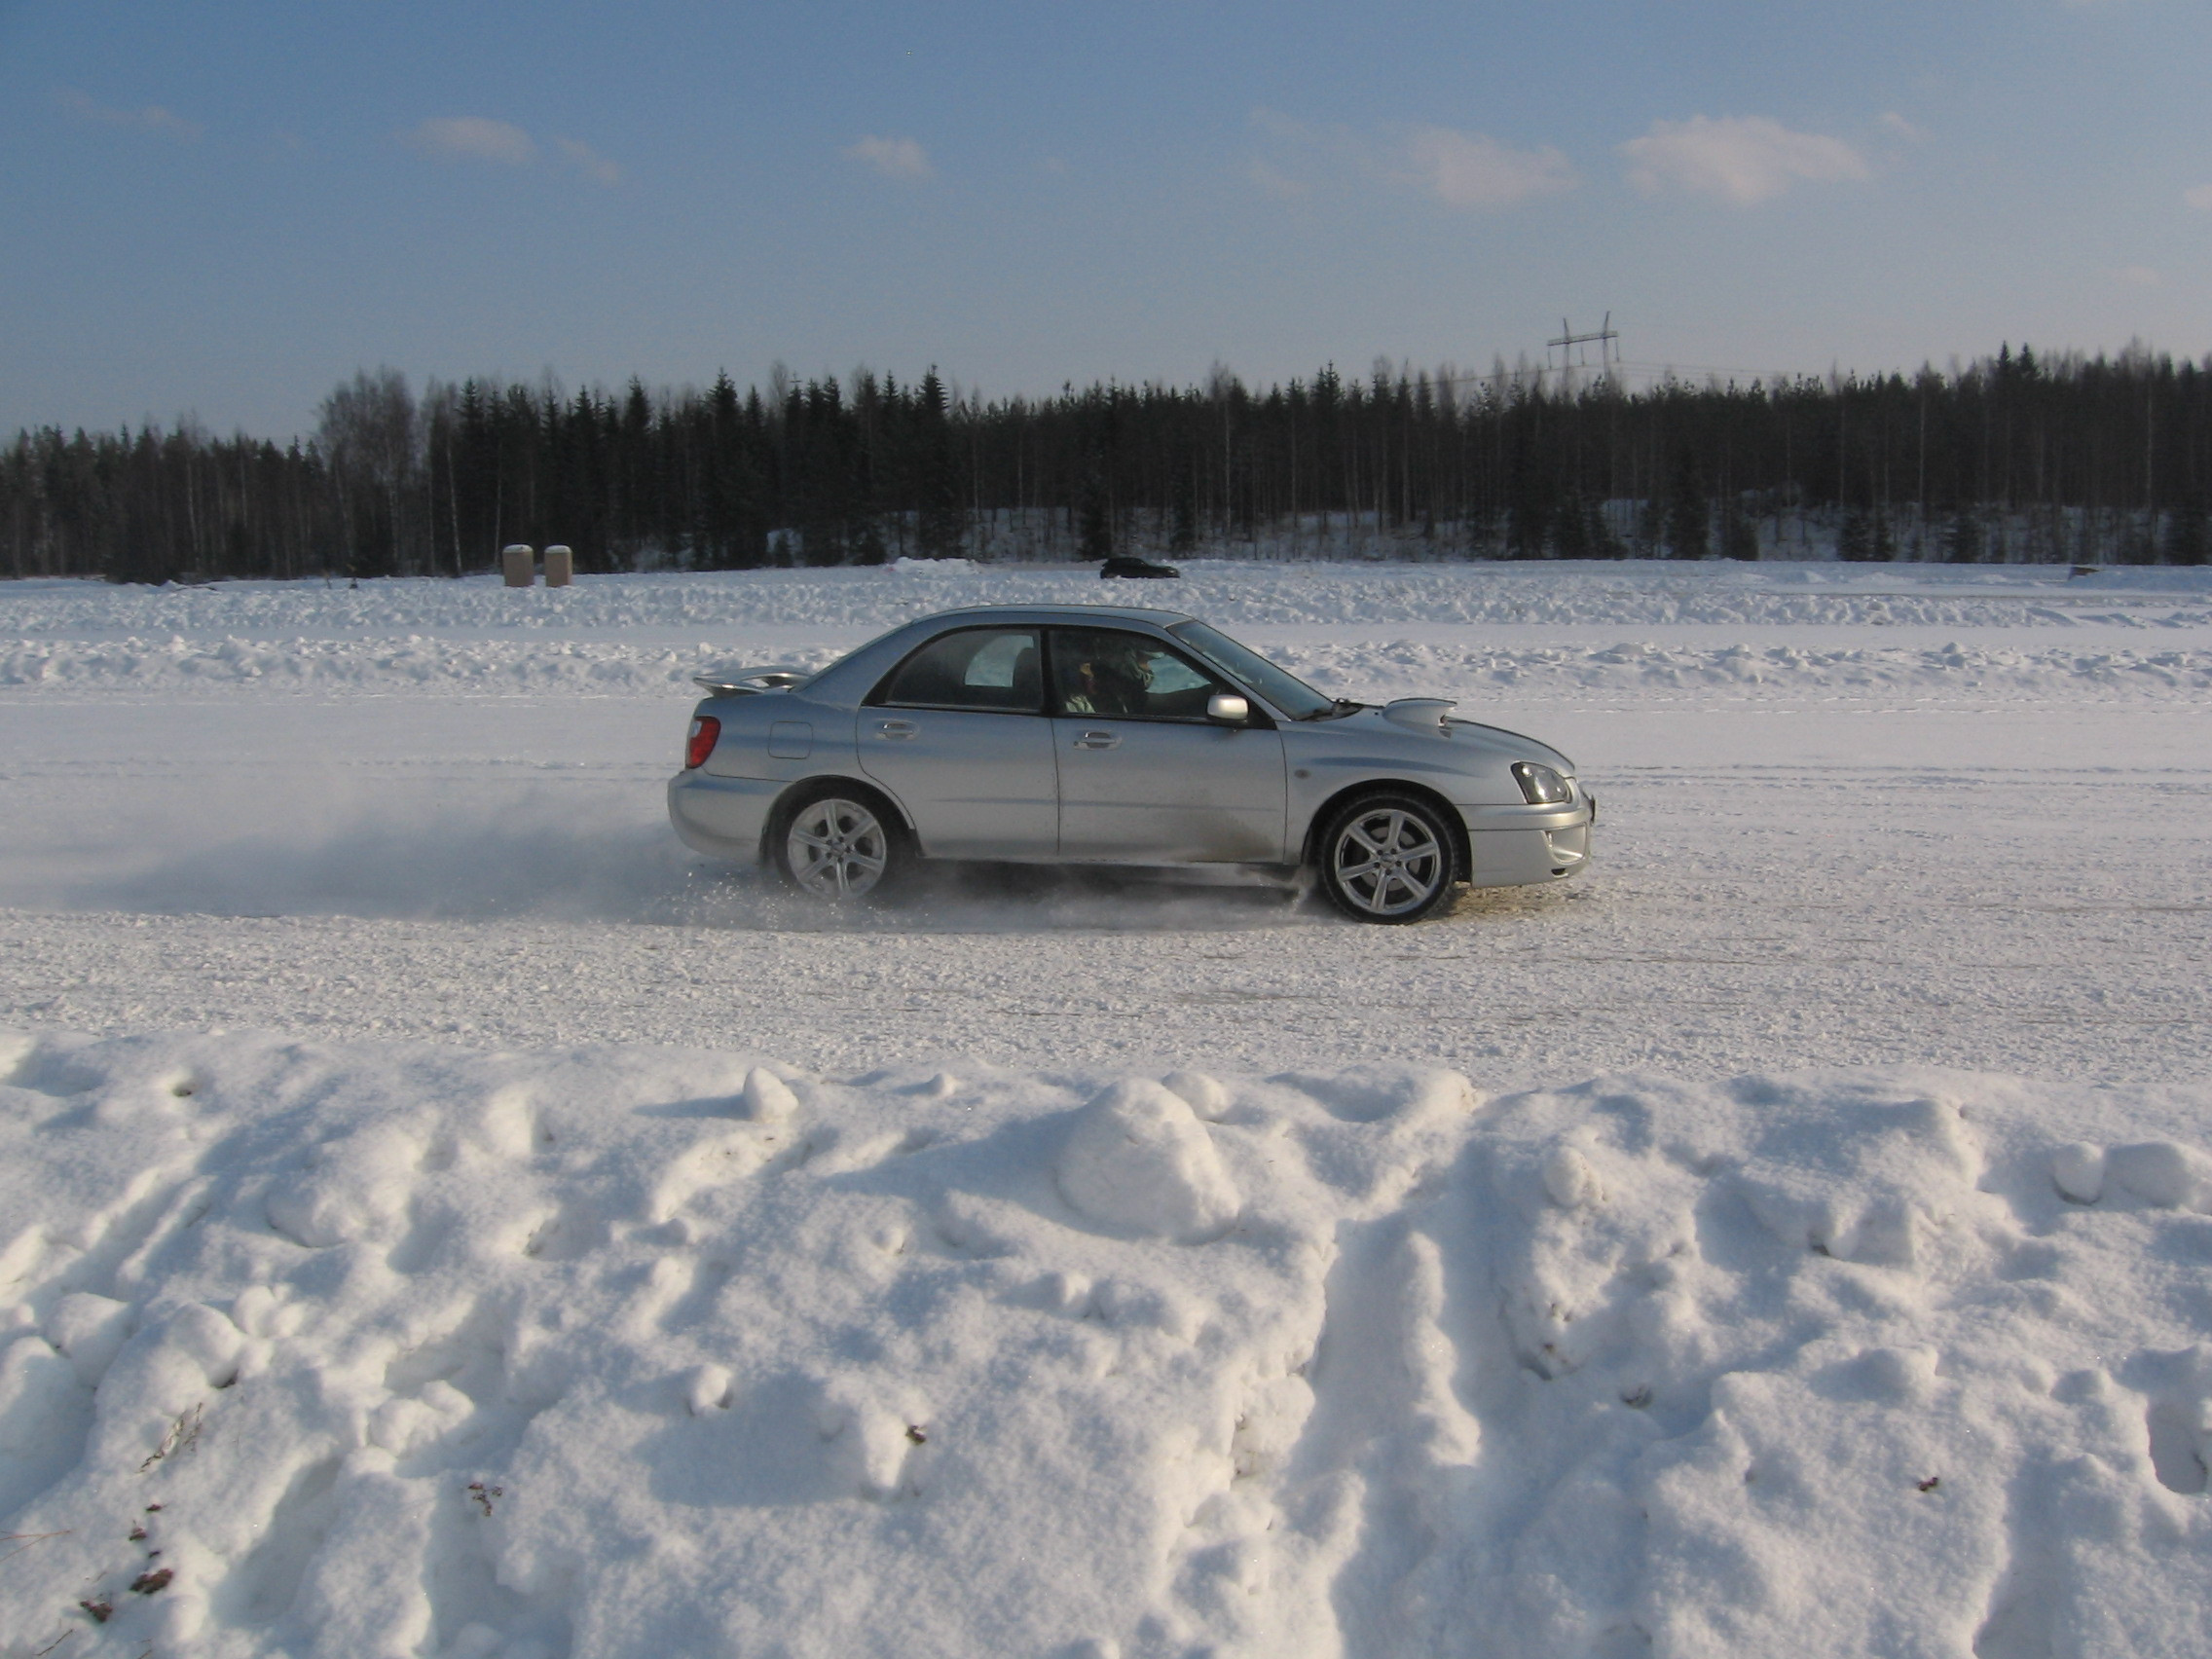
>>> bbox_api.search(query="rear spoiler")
[691,664,814,695]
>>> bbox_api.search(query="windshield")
[1167,621,1341,720]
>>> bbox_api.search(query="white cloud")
[402,119,620,185]
[1877,111,1927,143]
[555,137,622,186]
[1620,114,1869,204]
[2184,183,2212,211]
[1249,106,1311,146]
[1247,109,1573,212]
[1404,126,1576,208]
[406,116,536,166]
[846,135,933,180]
[1246,156,1309,201]
[56,86,203,141]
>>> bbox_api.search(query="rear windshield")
[1166,621,1336,720]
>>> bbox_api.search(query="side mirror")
[1206,692,1250,725]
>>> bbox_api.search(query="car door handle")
[875,719,918,740]
[1074,729,1120,750]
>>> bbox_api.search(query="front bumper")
[667,771,784,862]
[1459,796,1595,888]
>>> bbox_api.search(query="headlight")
[1512,761,1572,805]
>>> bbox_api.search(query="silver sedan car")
[667,604,1594,923]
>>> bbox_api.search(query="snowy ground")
[2,560,2209,1657]
[2,560,2206,1083]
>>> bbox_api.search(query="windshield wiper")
[1301,699,1365,720]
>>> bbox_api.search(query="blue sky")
[5,0,2209,437]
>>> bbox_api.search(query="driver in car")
[1061,637,1151,717]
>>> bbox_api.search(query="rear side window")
[875,628,1043,712]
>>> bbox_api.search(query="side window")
[1050,629,1227,721]
[875,629,1042,712]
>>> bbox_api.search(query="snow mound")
[6,632,2211,702]
[3,561,2209,643]
[1056,1077,1241,1239]
[5,562,2211,702]
[3,1034,2212,1657]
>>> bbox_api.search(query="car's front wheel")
[1316,793,1460,923]
[771,784,908,903]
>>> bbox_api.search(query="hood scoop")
[1381,697,1456,732]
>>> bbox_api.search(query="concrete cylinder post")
[502,544,535,587]
[543,544,573,587]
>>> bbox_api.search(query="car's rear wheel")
[771,784,908,903]
[1316,793,1459,923]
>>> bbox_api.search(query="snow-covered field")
[3,560,2209,1657]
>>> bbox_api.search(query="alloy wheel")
[786,797,890,900]
[1331,807,1447,918]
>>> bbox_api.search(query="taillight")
[684,716,720,770]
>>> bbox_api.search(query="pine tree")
[699,371,757,570]
[1550,488,1589,559]
[1719,497,1759,560]
[1634,495,1664,557]
[1664,448,1709,559]
[1944,508,1985,564]
[617,378,653,560]
[852,516,888,566]
[1169,456,1198,553]
[1077,471,1113,561]
[915,368,963,559]
[2162,499,2208,566]
[1838,509,1874,562]
[1586,496,1626,560]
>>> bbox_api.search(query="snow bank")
[4,1030,2210,1657]
[1268,636,2212,702]
[4,631,2210,703]
[5,561,2210,644]
[6,563,2209,700]
[0,636,759,696]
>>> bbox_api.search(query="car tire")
[770,782,910,903]
[1315,792,1460,923]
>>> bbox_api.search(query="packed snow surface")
[2,559,2210,1656]
[5,1035,2212,1658]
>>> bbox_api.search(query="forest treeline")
[5,344,2210,582]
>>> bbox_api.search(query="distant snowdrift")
[5,632,2211,703]
[4,1032,2210,1658]
[0,635,767,696]
[5,560,2211,643]
[1270,637,2212,702]
[6,563,2210,701]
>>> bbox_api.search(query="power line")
[1547,313,1620,386]
[1611,359,1808,382]
[1432,356,1826,393]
